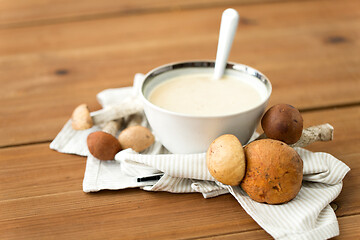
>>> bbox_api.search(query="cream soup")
[148,73,263,116]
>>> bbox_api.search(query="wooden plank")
[0,0,287,28]
[334,215,360,240]
[0,144,85,201]
[0,0,359,147]
[200,215,360,239]
[0,190,260,239]
[0,106,359,239]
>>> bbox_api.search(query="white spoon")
[213,8,239,80]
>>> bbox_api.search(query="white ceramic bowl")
[140,61,272,154]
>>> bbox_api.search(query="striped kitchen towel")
[114,147,350,240]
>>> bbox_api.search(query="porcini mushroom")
[261,104,303,144]
[118,114,155,152]
[87,120,122,160]
[206,134,246,186]
[71,99,143,130]
[241,139,303,204]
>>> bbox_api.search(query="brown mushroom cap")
[241,139,303,204]
[118,126,155,152]
[87,131,121,160]
[261,104,303,144]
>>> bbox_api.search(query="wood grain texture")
[200,215,360,239]
[0,0,288,28]
[1,0,360,238]
[0,0,359,147]
[0,106,358,239]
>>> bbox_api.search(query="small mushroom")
[87,120,122,160]
[118,114,155,152]
[71,100,143,130]
[261,104,303,144]
[71,104,93,130]
[206,134,246,186]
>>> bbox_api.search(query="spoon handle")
[213,9,239,80]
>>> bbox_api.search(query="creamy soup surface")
[148,73,263,116]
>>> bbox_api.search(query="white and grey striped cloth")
[50,78,350,240]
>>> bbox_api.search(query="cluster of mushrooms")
[207,104,333,204]
[71,102,332,205]
[71,104,155,160]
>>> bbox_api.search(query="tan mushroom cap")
[118,125,155,152]
[206,134,246,186]
[71,104,94,130]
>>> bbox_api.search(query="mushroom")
[87,120,122,160]
[206,134,246,186]
[71,100,143,130]
[261,104,303,144]
[241,139,303,204]
[71,104,93,130]
[118,114,155,152]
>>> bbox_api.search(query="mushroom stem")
[92,98,143,125]
[290,123,333,148]
[253,124,334,148]
[126,114,143,127]
[71,98,143,130]
[102,119,123,136]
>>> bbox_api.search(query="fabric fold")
[115,149,215,181]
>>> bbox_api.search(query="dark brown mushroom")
[261,104,303,144]
[87,120,122,160]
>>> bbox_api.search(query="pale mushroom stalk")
[87,119,123,160]
[126,113,144,127]
[102,120,122,135]
[291,123,334,148]
[71,98,143,130]
[254,124,334,148]
[92,98,143,126]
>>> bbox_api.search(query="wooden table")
[1,0,359,239]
